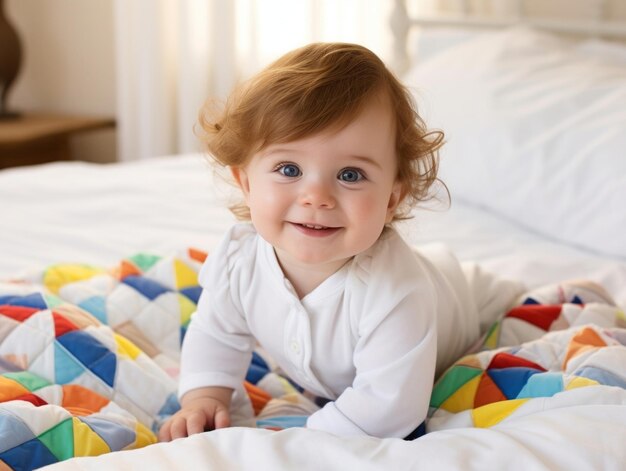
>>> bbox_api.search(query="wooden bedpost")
[391,0,411,74]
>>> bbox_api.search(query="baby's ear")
[385,181,404,223]
[230,167,251,202]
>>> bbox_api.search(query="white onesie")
[178,223,523,438]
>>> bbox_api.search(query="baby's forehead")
[275,87,395,135]
[253,103,397,169]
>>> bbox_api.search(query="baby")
[159,42,516,441]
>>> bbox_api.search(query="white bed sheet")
[1,154,625,307]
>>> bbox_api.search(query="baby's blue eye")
[338,168,363,182]
[278,164,301,177]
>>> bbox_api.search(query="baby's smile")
[289,221,342,237]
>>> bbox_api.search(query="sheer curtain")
[114,0,393,161]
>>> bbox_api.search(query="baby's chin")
[284,239,380,268]
[278,248,355,270]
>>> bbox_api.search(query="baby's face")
[232,93,402,275]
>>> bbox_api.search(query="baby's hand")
[159,387,232,441]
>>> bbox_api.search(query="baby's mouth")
[300,223,329,230]
[290,222,341,236]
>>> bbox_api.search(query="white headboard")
[391,0,626,73]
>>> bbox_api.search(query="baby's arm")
[162,292,253,442]
[158,386,233,441]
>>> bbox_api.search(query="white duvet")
[44,390,626,471]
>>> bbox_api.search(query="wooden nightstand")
[0,114,115,169]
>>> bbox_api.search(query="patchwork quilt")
[0,252,625,470]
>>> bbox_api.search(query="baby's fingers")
[158,421,172,442]
[214,407,231,429]
[187,413,208,435]
[169,416,193,440]
[159,416,187,442]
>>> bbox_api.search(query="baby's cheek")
[259,183,289,204]
[357,194,389,219]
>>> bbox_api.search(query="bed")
[1,1,626,470]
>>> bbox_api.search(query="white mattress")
[2,154,625,307]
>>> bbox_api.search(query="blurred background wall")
[6,0,116,163]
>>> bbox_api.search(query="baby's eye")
[277,164,301,178]
[338,168,364,183]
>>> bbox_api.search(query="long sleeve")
[178,227,256,399]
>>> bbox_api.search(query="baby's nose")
[299,179,336,209]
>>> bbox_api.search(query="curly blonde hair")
[198,42,444,221]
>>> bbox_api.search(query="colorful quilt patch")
[27,249,208,375]
[0,371,157,470]
[0,251,206,469]
[484,280,624,349]
[428,281,626,431]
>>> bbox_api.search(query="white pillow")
[404,27,626,259]
[576,38,626,65]
[413,27,490,63]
